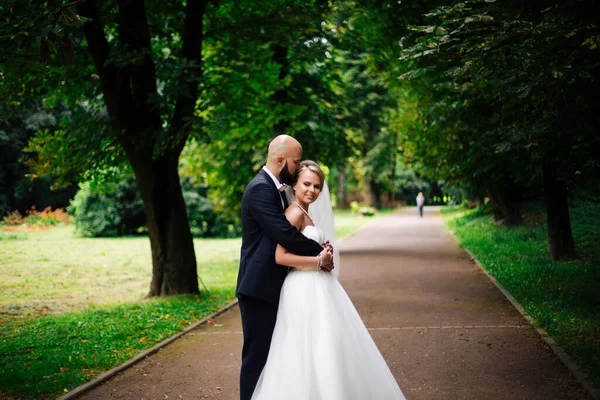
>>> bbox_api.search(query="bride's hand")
[319,248,334,271]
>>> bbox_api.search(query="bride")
[251,160,405,400]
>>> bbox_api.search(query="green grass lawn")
[0,209,393,399]
[444,202,600,386]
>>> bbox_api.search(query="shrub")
[349,201,376,217]
[2,207,71,227]
[359,206,376,217]
[69,178,241,238]
[69,180,145,237]
[24,206,70,226]
[181,178,241,238]
[2,210,25,226]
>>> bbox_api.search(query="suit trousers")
[238,296,279,400]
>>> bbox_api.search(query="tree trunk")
[388,133,398,206]
[130,153,199,296]
[78,0,206,296]
[503,201,522,226]
[369,181,382,210]
[543,162,576,260]
[489,179,522,227]
[337,165,347,209]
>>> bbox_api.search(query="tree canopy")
[1,0,598,291]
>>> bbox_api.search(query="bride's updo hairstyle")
[295,160,325,187]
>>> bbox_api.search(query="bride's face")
[293,169,322,204]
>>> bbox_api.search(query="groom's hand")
[319,248,334,272]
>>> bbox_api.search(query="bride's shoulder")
[285,206,305,230]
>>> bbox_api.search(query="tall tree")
[398,0,600,258]
[82,0,206,295]
[181,0,352,220]
[1,0,211,295]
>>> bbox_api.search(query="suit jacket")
[236,169,323,304]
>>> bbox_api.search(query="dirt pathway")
[77,207,590,400]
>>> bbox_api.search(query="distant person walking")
[416,192,425,218]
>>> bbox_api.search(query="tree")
[321,0,450,209]
[398,0,600,258]
[181,1,353,220]
[79,0,206,295]
[1,0,211,295]
[1,0,359,294]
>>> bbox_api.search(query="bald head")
[265,134,303,184]
[267,135,302,162]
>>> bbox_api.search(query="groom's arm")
[248,183,323,256]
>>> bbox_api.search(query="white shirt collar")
[262,166,284,191]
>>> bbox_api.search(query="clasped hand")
[319,240,335,271]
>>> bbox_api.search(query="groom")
[237,135,333,400]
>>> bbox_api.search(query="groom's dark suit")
[237,168,322,400]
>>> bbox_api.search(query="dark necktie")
[281,190,289,210]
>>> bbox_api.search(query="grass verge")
[0,209,391,399]
[0,292,233,398]
[444,202,600,386]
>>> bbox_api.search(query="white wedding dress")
[251,225,406,400]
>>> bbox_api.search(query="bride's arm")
[276,244,323,270]
[275,208,324,270]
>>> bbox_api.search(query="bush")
[182,180,240,238]
[69,178,241,238]
[349,201,376,217]
[69,180,145,237]
[2,207,70,227]
[2,210,25,226]
[24,206,70,226]
[359,206,376,217]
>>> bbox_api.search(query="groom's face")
[279,161,296,185]
[279,147,302,185]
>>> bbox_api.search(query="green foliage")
[359,207,376,216]
[398,0,600,197]
[1,0,431,223]
[24,207,70,226]
[2,207,70,227]
[179,1,354,219]
[349,201,377,216]
[69,178,240,238]
[180,178,241,238]
[68,180,145,237]
[0,105,78,217]
[446,201,600,385]
[320,1,452,208]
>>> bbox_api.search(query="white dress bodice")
[301,225,325,245]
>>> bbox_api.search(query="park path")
[77,207,590,400]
